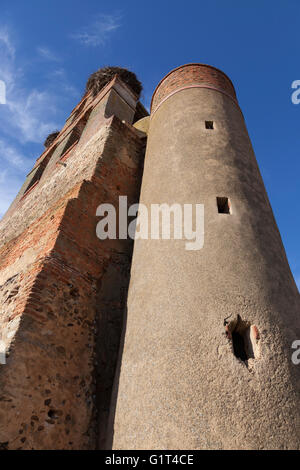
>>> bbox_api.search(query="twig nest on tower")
[85,66,142,98]
[44,131,59,148]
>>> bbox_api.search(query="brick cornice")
[151,63,237,114]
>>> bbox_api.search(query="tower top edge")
[151,63,237,113]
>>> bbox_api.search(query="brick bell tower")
[112,64,300,450]
[0,68,148,450]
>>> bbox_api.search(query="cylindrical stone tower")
[112,64,300,450]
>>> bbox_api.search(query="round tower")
[112,64,300,449]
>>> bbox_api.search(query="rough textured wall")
[113,65,300,450]
[0,80,146,449]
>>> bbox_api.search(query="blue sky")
[0,0,299,288]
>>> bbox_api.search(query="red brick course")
[151,63,237,114]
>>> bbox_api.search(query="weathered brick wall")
[151,63,237,113]
[0,79,146,449]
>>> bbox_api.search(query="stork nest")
[44,131,59,148]
[85,66,142,97]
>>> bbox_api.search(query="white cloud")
[0,171,24,219]
[49,69,79,98]
[0,139,27,170]
[71,13,121,47]
[0,27,75,145]
[0,169,7,184]
[0,28,18,91]
[6,90,59,143]
[0,27,15,58]
[37,46,60,62]
[0,28,59,143]
[0,26,78,217]
[0,139,31,219]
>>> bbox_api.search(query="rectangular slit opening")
[205,121,214,129]
[217,197,230,214]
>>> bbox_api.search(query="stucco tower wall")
[112,64,300,449]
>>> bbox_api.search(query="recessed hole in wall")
[48,409,58,419]
[217,197,231,214]
[205,121,214,129]
[225,315,260,367]
[232,329,252,361]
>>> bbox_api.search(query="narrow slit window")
[217,197,230,214]
[205,121,214,129]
